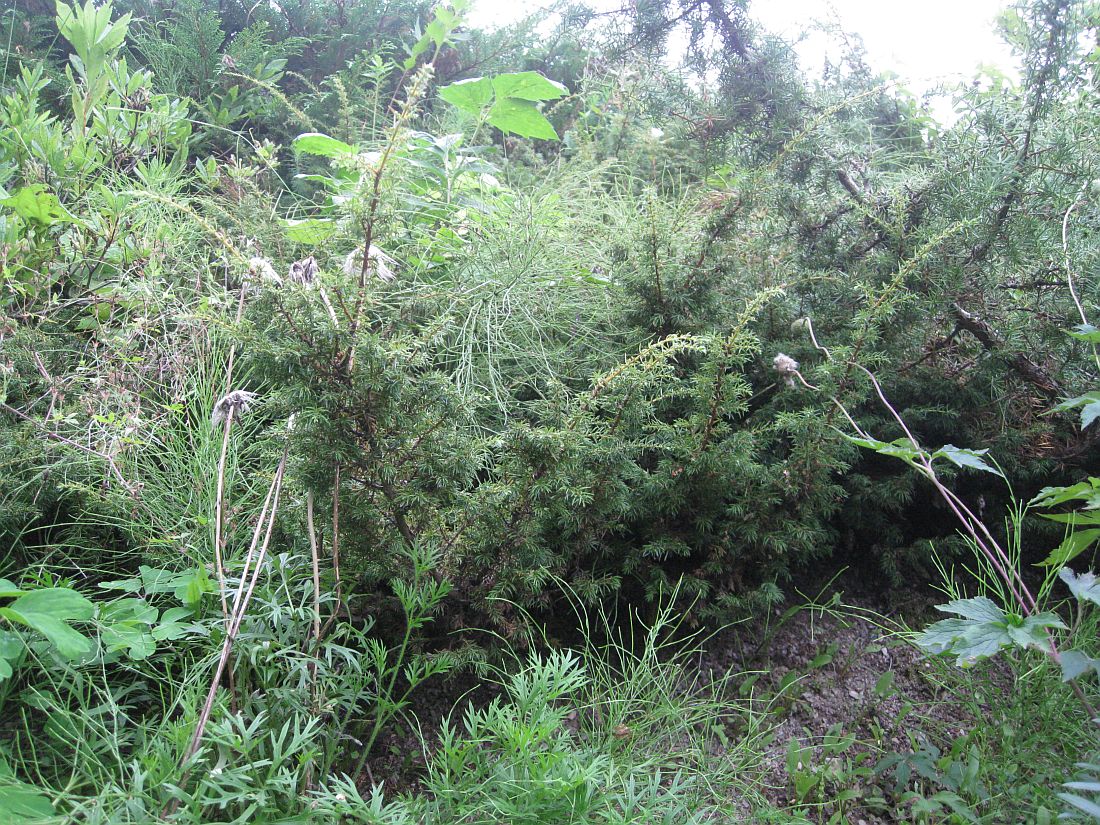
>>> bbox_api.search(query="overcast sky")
[468,0,1017,119]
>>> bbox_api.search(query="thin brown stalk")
[319,465,344,640]
[213,409,234,633]
[307,490,322,677]
[163,445,288,818]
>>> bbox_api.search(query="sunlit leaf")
[491,71,568,102]
[293,132,354,157]
[487,97,557,139]
[439,77,493,116]
[0,185,74,225]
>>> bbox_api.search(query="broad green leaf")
[1037,528,1100,567]
[175,566,212,607]
[844,433,925,462]
[153,607,202,642]
[1004,612,1065,649]
[424,18,448,48]
[918,599,1062,666]
[1060,792,1100,819]
[439,77,494,116]
[1060,568,1100,605]
[1066,324,1100,342]
[487,97,557,139]
[0,780,55,821]
[932,444,1003,477]
[1059,649,1100,682]
[99,598,157,660]
[139,565,181,594]
[935,596,1005,623]
[285,218,337,244]
[1054,392,1100,429]
[292,132,354,157]
[0,588,93,659]
[1039,510,1100,525]
[491,71,568,102]
[0,580,22,598]
[97,575,142,593]
[0,185,74,225]
[0,631,26,662]
[1030,478,1100,510]
[0,630,23,682]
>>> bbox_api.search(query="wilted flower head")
[212,390,258,428]
[248,256,281,286]
[773,353,800,388]
[342,245,398,282]
[287,256,320,286]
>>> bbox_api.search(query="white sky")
[468,0,1018,121]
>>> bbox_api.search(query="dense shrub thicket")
[1,0,1099,821]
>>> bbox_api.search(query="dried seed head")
[287,256,320,286]
[773,353,800,388]
[248,257,281,286]
[212,390,258,428]
[342,245,398,282]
